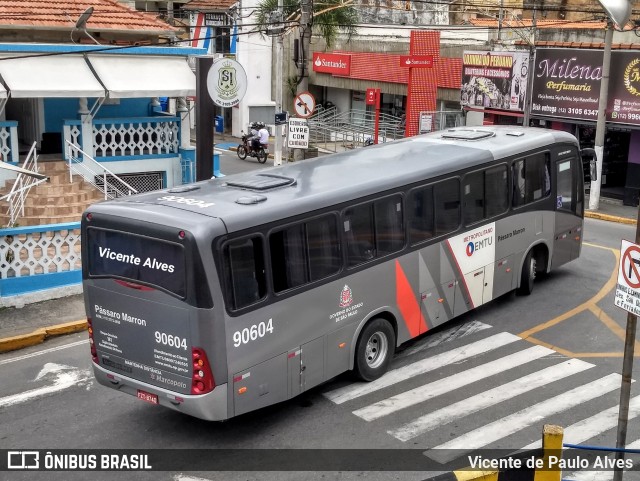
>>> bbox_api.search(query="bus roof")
[97,126,578,234]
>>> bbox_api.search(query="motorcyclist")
[245,122,259,152]
[251,122,269,152]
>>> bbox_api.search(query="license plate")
[136,389,158,405]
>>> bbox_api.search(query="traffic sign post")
[614,232,640,480]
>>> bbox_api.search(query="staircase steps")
[0,160,105,226]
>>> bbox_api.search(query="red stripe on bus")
[395,260,427,338]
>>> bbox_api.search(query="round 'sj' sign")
[206,58,247,108]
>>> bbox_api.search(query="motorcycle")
[237,130,268,164]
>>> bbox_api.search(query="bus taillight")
[87,318,98,364]
[191,347,215,395]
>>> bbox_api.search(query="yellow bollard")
[534,424,564,481]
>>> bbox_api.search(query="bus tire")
[354,318,395,382]
[517,250,536,295]
[237,145,248,160]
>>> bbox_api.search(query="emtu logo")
[466,242,475,256]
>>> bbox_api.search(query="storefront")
[529,47,640,206]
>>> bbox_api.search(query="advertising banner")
[608,51,640,125]
[461,50,529,112]
[530,48,603,121]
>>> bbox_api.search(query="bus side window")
[513,153,551,207]
[270,215,341,292]
[409,185,435,244]
[344,204,376,267]
[485,164,509,218]
[374,195,404,256]
[223,237,266,310]
[463,170,484,225]
[434,178,460,235]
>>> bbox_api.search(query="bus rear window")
[87,227,186,297]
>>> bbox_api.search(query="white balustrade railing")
[0,142,47,227]
[65,141,138,200]
[64,116,180,160]
[0,222,82,296]
[0,121,19,163]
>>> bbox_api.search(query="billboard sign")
[530,48,603,121]
[461,50,529,112]
[608,51,640,125]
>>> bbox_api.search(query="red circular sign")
[622,245,640,289]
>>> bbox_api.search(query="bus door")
[287,337,324,398]
[553,152,582,267]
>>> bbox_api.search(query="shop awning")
[0,55,105,98]
[87,55,196,99]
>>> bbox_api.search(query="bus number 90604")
[233,319,274,347]
[155,331,188,350]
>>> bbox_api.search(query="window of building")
[222,236,267,310]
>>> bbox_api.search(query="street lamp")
[589,0,632,210]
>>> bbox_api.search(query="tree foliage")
[254,0,357,47]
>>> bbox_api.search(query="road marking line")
[521,395,640,450]
[354,345,554,422]
[323,332,520,404]
[0,362,92,408]
[390,358,593,442]
[428,373,623,463]
[0,339,88,366]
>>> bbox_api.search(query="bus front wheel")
[517,250,536,295]
[354,318,395,382]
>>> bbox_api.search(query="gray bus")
[82,126,586,420]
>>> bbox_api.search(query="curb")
[0,320,87,353]
[585,210,636,225]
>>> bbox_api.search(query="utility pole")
[522,7,536,127]
[293,0,312,161]
[272,5,284,166]
[589,22,613,211]
[591,0,632,211]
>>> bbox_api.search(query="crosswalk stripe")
[323,332,520,404]
[389,358,593,441]
[564,439,640,481]
[353,344,555,422]
[428,373,623,464]
[521,395,640,451]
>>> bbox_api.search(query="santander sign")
[312,53,351,75]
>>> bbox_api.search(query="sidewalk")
[0,184,638,353]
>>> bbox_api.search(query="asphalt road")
[0,213,638,480]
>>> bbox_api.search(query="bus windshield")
[86,227,187,298]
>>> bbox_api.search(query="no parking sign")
[615,239,640,315]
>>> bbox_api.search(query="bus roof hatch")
[225,174,296,191]
[440,129,495,141]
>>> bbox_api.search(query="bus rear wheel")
[517,250,536,295]
[354,318,395,382]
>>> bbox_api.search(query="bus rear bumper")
[92,363,229,421]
